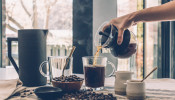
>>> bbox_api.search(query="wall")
[73,0,93,74]
[93,0,118,72]
[73,0,117,73]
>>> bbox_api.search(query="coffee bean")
[53,75,84,83]
[61,80,65,82]
[77,79,82,81]
[108,93,113,97]
[21,95,26,98]
[60,89,116,100]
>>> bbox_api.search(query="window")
[65,49,67,56]
[51,49,53,56]
[117,0,160,79]
[3,0,73,67]
[116,0,138,75]
[117,0,142,79]
[144,0,160,79]
[58,49,60,56]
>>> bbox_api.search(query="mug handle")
[39,61,49,77]
[39,61,52,84]
[106,61,116,77]
[7,38,19,74]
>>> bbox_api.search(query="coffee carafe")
[95,22,137,58]
[7,29,48,87]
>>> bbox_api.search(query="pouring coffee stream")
[93,46,102,66]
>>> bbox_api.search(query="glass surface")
[3,0,73,67]
[82,56,107,89]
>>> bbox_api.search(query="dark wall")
[73,0,93,74]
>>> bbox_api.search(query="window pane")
[4,0,73,66]
[145,0,160,79]
[117,0,142,79]
[117,0,160,79]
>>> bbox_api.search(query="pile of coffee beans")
[52,75,84,82]
[61,89,117,100]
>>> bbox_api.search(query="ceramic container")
[126,80,146,100]
[114,71,133,95]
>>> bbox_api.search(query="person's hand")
[103,13,136,45]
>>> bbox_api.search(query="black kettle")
[7,29,48,87]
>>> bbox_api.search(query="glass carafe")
[94,21,137,58]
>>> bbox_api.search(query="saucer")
[34,86,63,99]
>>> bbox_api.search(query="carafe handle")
[7,38,19,74]
[106,61,116,77]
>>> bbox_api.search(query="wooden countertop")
[0,68,175,100]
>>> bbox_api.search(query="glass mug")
[82,56,115,90]
[39,56,73,84]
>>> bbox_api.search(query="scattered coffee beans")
[61,89,117,100]
[52,75,84,82]
[20,89,34,98]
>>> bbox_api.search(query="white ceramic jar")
[114,71,133,95]
[126,80,146,100]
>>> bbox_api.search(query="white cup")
[126,80,146,100]
[114,71,133,95]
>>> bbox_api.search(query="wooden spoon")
[62,46,76,76]
[141,67,157,82]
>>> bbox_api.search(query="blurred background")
[0,0,175,79]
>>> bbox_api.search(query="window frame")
[170,21,175,78]
[0,0,2,67]
[143,0,146,78]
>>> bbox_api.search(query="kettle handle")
[7,38,19,74]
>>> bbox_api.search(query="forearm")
[131,1,175,23]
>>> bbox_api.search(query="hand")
[103,13,136,45]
